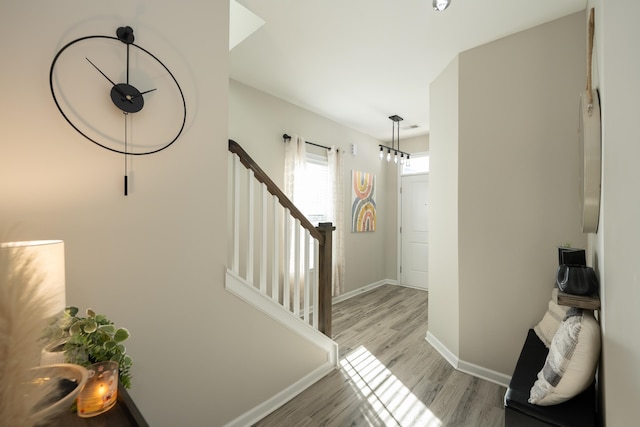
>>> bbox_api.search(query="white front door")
[400,173,429,289]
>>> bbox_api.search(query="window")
[294,152,331,226]
[402,153,429,175]
[293,152,331,270]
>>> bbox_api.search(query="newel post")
[316,222,335,338]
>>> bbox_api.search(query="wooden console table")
[46,384,148,427]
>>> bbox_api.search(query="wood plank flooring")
[253,285,506,427]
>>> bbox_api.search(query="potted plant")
[43,307,133,389]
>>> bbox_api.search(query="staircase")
[225,140,338,362]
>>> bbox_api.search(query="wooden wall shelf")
[556,290,601,310]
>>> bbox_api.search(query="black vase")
[556,265,599,296]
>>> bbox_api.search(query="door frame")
[397,152,430,289]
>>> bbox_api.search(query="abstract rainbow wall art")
[351,170,376,232]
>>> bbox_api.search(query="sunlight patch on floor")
[340,346,443,427]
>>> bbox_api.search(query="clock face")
[50,35,186,155]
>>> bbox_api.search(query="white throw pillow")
[534,288,570,348]
[529,308,601,406]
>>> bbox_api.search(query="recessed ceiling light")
[433,0,451,11]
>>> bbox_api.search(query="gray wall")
[428,11,587,377]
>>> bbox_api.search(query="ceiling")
[229,0,587,142]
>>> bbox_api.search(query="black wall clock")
[49,26,187,195]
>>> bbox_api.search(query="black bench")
[504,329,597,427]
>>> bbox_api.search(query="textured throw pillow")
[534,288,570,347]
[529,308,601,406]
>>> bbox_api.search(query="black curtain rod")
[282,133,331,151]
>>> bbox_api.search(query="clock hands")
[86,57,118,87]
[86,57,130,103]
[86,57,156,113]
[132,88,157,99]
[86,47,154,195]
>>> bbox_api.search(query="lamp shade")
[0,240,65,318]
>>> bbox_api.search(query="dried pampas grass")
[0,243,59,427]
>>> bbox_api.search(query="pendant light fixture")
[379,115,410,167]
[433,0,451,11]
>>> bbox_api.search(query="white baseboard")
[222,362,335,427]
[425,331,511,388]
[331,279,390,304]
[224,269,340,426]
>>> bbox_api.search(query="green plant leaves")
[65,306,79,317]
[83,320,97,333]
[69,323,82,336]
[42,306,134,389]
[114,328,130,343]
[99,324,116,335]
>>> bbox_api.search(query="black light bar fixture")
[379,115,410,166]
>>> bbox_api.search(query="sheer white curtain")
[284,135,306,200]
[328,147,345,296]
[284,135,345,297]
[283,135,306,310]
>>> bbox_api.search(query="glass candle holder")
[77,361,118,418]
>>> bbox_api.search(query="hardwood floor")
[253,285,506,427]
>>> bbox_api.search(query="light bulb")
[433,0,450,11]
[394,152,398,164]
[379,146,384,160]
[406,156,411,167]
[386,149,391,162]
[400,153,405,165]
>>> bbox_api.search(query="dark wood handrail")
[229,139,324,245]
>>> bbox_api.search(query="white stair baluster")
[247,170,254,285]
[293,219,301,317]
[283,210,291,312]
[304,230,311,324]
[232,155,240,275]
[313,238,320,329]
[272,196,279,304]
[260,183,268,294]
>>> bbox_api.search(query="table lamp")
[0,240,66,318]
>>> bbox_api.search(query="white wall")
[229,79,397,293]
[428,56,460,357]
[458,11,587,375]
[0,3,326,426]
[593,0,640,425]
[428,12,587,378]
[396,134,429,155]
